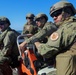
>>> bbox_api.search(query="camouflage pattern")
[26,13,35,19]
[26,22,57,43]
[22,21,38,35]
[50,1,76,16]
[37,16,76,75]
[0,17,10,25]
[24,13,52,43]
[22,13,49,42]
[22,13,38,35]
[0,27,20,75]
[35,13,48,21]
[56,48,76,75]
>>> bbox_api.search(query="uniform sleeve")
[37,23,76,59]
[26,22,57,43]
[22,24,27,34]
[37,29,62,59]
[0,32,16,57]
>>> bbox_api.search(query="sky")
[0,0,76,31]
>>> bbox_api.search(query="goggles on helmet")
[0,22,6,26]
[51,9,63,17]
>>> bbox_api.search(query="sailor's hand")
[34,42,41,49]
[34,42,41,53]
[19,41,27,52]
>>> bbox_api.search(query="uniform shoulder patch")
[50,32,59,41]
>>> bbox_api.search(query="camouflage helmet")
[35,13,48,21]
[50,1,76,16]
[0,16,11,25]
[26,13,35,19]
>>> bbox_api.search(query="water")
[17,30,22,34]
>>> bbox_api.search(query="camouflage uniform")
[19,13,57,75]
[0,17,20,75]
[22,13,38,35]
[36,1,76,75]
[22,21,38,35]
[25,13,57,43]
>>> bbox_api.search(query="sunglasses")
[35,18,41,21]
[0,22,6,25]
[51,9,63,17]
[35,17,43,21]
[26,17,33,19]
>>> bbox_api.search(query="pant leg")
[56,51,76,75]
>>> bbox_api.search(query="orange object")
[17,49,38,75]
[16,35,41,75]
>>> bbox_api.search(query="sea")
[17,30,22,34]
